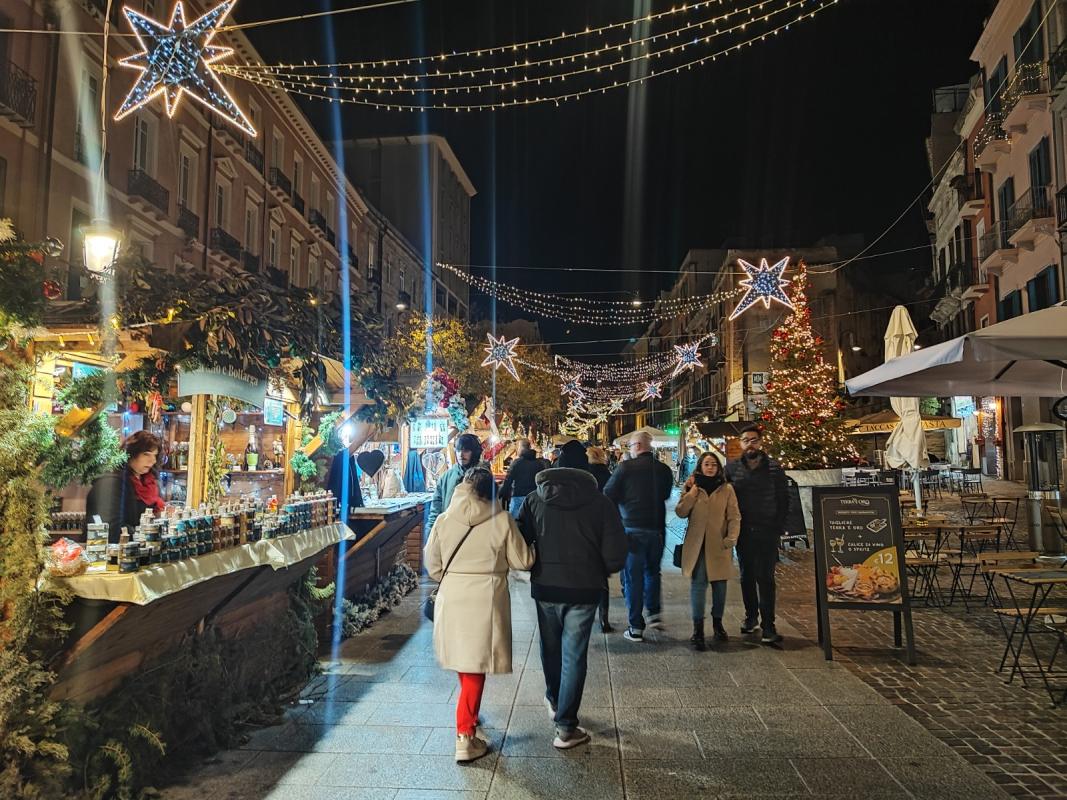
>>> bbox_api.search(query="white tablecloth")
[58,523,354,605]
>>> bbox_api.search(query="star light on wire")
[639,381,663,401]
[561,374,584,399]
[481,333,521,381]
[670,341,705,379]
[608,398,625,414]
[729,256,793,320]
[115,0,257,136]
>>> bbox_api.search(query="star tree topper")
[729,256,793,320]
[671,341,705,379]
[115,1,257,136]
[639,381,663,401]
[481,333,521,381]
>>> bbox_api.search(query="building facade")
[344,135,476,320]
[0,0,426,326]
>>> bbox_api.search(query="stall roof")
[845,410,962,434]
[612,425,678,448]
[694,422,752,439]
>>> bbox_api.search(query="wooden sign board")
[811,485,915,664]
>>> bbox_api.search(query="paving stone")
[318,753,497,790]
[487,756,622,800]
[880,756,1013,799]
[420,727,506,756]
[622,757,806,798]
[789,756,908,797]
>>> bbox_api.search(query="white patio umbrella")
[882,306,929,510]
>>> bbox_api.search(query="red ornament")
[30,250,45,266]
[128,401,140,413]
[42,279,61,300]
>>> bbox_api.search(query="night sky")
[244,0,992,354]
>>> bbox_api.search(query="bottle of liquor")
[245,425,259,471]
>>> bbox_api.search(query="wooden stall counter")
[51,524,353,703]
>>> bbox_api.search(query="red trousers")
[456,672,485,735]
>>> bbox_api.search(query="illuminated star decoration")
[729,256,793,320]
[639,381,663,401]
[608,398,625,414]
[115,1,256,136]
[561,374,584,399]
[671,341,705,379]
[482,333,521,381]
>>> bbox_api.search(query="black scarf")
[693,473,725,495]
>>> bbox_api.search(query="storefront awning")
[845,410,962,435]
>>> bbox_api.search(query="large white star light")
[607,398,625,414]
[482,333,521,381]
[729,256,793,320]
[115,1,256,136]
[670,341,705,379]
[639,381,663,401]
[560,374,584,399]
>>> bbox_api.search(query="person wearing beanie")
[500,439,546,519]
[517,446,627,750]
[428,432,483,531]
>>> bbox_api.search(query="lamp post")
[82,219,121,278]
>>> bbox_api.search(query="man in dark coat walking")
[427,433,482,531]
[725,425,789,644]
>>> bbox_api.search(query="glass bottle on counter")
[245,425,259,471]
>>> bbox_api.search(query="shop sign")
[263,397,285,427]
[747,371,769,394]
[727,379,744,409]
[177,367,267,408]
[811,485,915,664]
[410,415,450,449]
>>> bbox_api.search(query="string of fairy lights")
[216,0,793,92]
[438,262,741,325]
[220,0,840,112]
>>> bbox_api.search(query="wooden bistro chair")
[961,493,993,524]
[945,524,1002,611]
[985,497,1022,550]
[904,525,947,607]
[979,551,1042,609]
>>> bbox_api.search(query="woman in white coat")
[675,452,741,651]
[424,467,535,763]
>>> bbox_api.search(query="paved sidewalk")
[162,510,1013,799]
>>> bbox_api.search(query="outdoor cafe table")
[993,568,1067,707]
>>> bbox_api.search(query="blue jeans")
[690,546,728,620]
[621,529,664,631]
[535,601,596,733]
[508,495,526,519]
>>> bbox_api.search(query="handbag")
[673,544,683,568]
[423,524,476,622]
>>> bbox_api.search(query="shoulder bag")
[423,524,476,622]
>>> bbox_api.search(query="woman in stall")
[84,430,165,543]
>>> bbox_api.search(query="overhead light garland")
[224,0,840,112]
[115,0,256,136]
[439,262,740,325]
[729,256,794,320]
[481,332,521,381]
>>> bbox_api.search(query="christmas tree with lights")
[760,262,856,470]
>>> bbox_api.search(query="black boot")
[690,619,706,651]
[712,618,728,642]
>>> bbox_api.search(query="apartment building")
[0,0,423,319]
[345,135,476,320]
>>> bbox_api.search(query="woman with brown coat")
[675,453,742,651]
[424,468,535,763]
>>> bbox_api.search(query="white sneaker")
[455,733,489,762]
[553,727,591,750]
[623,627,644,642]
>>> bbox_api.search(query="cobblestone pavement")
[775,479,1067,799]
[161,491,1028,800]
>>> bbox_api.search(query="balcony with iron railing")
[325,226,336,248]
[978,220,1018,276]
[1057,185,1067,229]
[241,250,260,273]
[1051,38,1067,92]
[209,227,241,260]
[1001,61,1048,121]
[244,140,264,174]
[292,191,305,215]
[974,112,1010,168]
[308,208,328,236]
[950,172,986,216]
[1007,185,1054,248]
[268,167,291,197]
[0,60,37,127]
[177,204,199,240]
[127,169,170,215]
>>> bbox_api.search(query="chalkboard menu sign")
[812,485,915,664]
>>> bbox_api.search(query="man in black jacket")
[519,445,627,750]
[603,431,675,642]
[500,438,545,518]
[725,425,789,644]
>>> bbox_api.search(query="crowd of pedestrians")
[423,423,789,763]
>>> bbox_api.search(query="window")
[292,155,302,195]
[214,181,230,229]
[76,68,100,159]
[289,236,302,285]
[1027,265,1061,311]
[67,207,90,300]
[310,175,321,212]
[1013,3,1044,65]
[986,56,1009,113]
[399,269,406,292]
[999,289,1023,320]
[248,100,261,133]
[1028,137,1052,213]
[133,116,152,174]
[308,255,320,289]
[326,193,335,228]
[0,156,6,217]
[178,147,196,208]
[268,225,280,267]
[271,130,283,171]
[996,176,1015,228]
[244,204,258,252]
[980,315,989,328]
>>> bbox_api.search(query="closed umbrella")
[882,306,928,510]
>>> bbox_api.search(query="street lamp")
[395,290,411,311]
[82,219,121,278]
